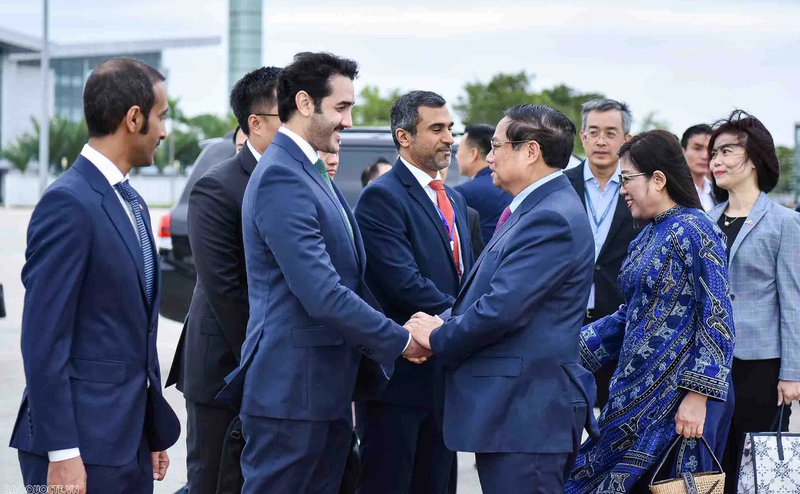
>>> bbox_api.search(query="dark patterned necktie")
[495,206,512,233]
[314,158,354,240]
[114,181,155,307]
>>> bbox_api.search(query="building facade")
[228,0,263,98]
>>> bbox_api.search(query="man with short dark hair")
[406,104,598,494]
[166,65,281,494]
[11,58,180,494]
[355,91,474,494]
[681,124,715,211]
[361,157,393,187]
[455,123,512,243]
[564,98,638,408]
[216,52,428,494]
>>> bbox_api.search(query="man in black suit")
[166,65,281,494]
[564,98,638,408]
[355,91,474,494]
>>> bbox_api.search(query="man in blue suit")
[454,123,513,244]
[407,104,599,494]
[10,59,180,494]
[355,91,473,494]
[217,52,429,494]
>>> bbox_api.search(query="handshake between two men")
[400,312,444,364]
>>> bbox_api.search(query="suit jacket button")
[595,265,601,271]
[730,294,736,301]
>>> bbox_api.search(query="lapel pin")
[745,220,754,226]
[139,204,144,211]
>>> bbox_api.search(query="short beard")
[410,140,450,175]
[308,112,340,154]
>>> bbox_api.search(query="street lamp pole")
[38,0,50,196]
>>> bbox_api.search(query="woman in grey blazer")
[707,110,800,494]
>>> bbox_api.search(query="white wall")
[2,60,53,149]
[3,171,188,207]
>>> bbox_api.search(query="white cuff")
[48,448,81,462]
[403,333,412,352]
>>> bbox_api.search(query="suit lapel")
[572,161,587,208]
[452,193,472,276]
[729,192,770,263]
[394,159,459,276]
[273,133,357,255]
[596,191,628,262]
[458,174,571,295]
[333,182,361,266]
[239,142,258,176]
[73,156,149,307]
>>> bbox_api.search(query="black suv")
[157,128,467,322]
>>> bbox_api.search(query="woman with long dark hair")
[705,110,800,494]
[566,130,735,494]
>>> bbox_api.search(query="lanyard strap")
[584,183,620,230]
[435,205,455,245]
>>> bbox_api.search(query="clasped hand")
[401,312,443,364]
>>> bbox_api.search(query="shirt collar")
[278,126,319,165]
[80,143,128,187]
[400,156,441,188]
[696,176,713,195]
[246,140,262,162]
[509,170,563,213]
[583,160,622,186]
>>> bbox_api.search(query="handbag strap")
[769,404,788,461]
[649,434,724,487]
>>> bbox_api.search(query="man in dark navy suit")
[10,59,180,494]
[455,123,512,244]
[216,52,430,494]
[407,104,599,494]
[355,91,474,494]
[166,65,281,494]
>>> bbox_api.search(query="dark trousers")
[357,401,454,494]
[186,400,238,494]
[585,314,616,409]
[475,452,569,494]
[240,413,352,494]
[18,435,153,494]
[722,358,791,494]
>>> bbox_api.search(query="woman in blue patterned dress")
[566,130,735,494]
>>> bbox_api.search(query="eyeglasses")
[254,113,280,118]
[618,172,647,185]
[489,139,535,152]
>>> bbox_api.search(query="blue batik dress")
[566,206,735,494]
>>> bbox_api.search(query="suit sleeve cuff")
[403,333,411,353]
[48,448,81,462]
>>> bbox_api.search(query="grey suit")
[709,192,800,381]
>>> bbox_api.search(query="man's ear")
[396,128,412,149]
[248,114,260,135]
[295,91,314,117]
[125,106,144,134]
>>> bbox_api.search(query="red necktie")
[429,180,461,277]
[495,206,512,233]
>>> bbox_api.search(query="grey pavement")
[1,207,797,493]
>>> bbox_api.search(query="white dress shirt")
[399,157,464,275]
[280,127,413,352]
[80,144,139,243]
[508,170,564,212]
[696,177,716,212]
[49,145,142,463]
[246,139,262,162]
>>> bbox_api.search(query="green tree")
[454,72,605,156]
[0,117,87,173]
[352,85,402,126]
[775,145,795,194]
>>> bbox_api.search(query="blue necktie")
[114,181,155,307]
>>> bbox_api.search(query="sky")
[3,0,800,146]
